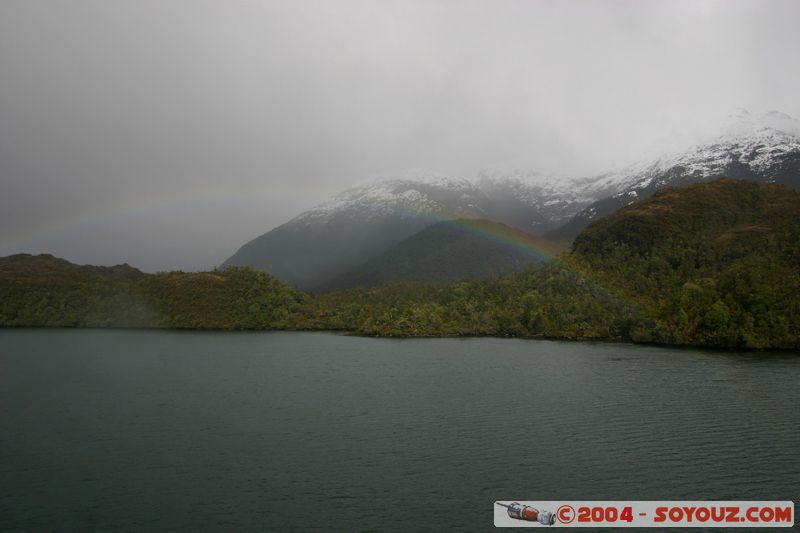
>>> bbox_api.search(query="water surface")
[1,330,798,531]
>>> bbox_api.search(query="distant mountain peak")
[224,168,595,288]
[357,167,459,186]
[720,108,800,139]
[226,109,800,288]
[546,108,800,244]
[291,169,477,226]
[727,106,752,119]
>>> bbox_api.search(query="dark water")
[0,330,798,532]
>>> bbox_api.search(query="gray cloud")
[2,0,799,270]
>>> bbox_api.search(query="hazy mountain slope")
[474,170,624,230]
[222,169,592,289]
[225,109,800,288]
[317,218,564,291]
[548,110,800,244]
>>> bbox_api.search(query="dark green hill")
[571,179,800,348]
[0,254,306,329]
[316,219,564,291]
[0,253,145,283]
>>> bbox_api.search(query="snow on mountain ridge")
[721,108,800,139]
[292,109,800,228]
[292,169,597,230]
[292,169,481,225]
[225,108,800,289]
[355,167,466,187]
[542,109,800,244]
[582,110,800,202]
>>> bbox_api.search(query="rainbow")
[2,186,649,322]
[434,217,565,262]
[417,213,649,322]
[323,206,648,321]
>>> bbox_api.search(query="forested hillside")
[0,255,307,329]
[2,180,798,349]
[571,179,800,348]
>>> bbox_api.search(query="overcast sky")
[1,0,799,271]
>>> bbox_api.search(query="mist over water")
[1,330,798,531]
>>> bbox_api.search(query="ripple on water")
[0,330,798,532]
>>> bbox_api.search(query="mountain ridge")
[222,168,592,289]
[548,110,800,243]
[224,109,800,288]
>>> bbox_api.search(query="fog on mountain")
[224,111,800,289]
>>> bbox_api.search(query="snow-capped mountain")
[223,168,591,289]
[548,109,800,243]
[290,169,479,225]
[474,169,626,229]
[290,167,605,232]
[224,109,800,289]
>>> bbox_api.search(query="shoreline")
[2,324,798,353]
